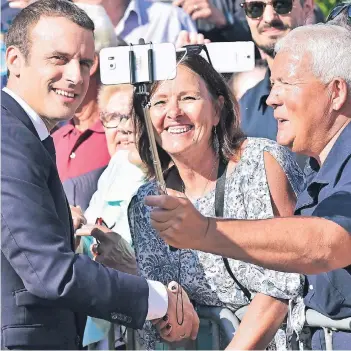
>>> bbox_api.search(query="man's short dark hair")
[5,0,95,62]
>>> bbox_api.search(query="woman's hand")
[175,30,210,49]
[145,188,210,250]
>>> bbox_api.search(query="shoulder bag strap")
[215,159,252,302]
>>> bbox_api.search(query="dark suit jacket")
[63,166,107,212]
[1,91,149,350]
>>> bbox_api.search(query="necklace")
[182,157,219,200]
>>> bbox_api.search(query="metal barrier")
[304,309,351,351]
[121,305,240,350]
[112,306,351,350]
[196,305,241,348]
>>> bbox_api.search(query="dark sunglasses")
[326,3,351,22]
[240,0,293,19]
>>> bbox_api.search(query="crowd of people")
[1,0,351,350]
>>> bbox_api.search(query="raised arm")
[145,149,351,274]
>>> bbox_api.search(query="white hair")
[274,24,351,93]
[75,3,119,53]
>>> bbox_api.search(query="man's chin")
[256,42,276,58]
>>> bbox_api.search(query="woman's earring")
[213,126,219,155]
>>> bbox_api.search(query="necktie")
[42,135,56,164]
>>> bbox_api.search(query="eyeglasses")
[326,3,351,22]
[100,112,130,129]
[240,0,293,19]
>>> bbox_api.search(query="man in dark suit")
[1,1,199,349]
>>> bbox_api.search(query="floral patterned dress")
[128,138,306,350]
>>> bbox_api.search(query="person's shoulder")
[2,115,51,180]
[244,137,286,155]
[130,180,158,204]
[247,138,305,192]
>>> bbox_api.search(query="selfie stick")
[129,40,167,195]
[130,40,179,252]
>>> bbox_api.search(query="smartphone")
[204,42,255,73]
[100,43,177,85]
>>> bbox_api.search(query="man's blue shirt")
[295,122,351,320]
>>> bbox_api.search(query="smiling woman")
[129,53,306,349]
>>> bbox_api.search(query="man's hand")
[173,0,226,26]
[76,225,137,274]
[145,189,210,250]
[175,30,210,49]
[153,281,199,342]
[70,205,87,231]
[91,228,137,274]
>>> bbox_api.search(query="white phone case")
[100,43,177,85]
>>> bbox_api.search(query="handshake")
[71,207,200,342]
[152,281,199,343]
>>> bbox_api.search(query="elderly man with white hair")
[145,24,351,350]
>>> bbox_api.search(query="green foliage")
[315,0,342,17]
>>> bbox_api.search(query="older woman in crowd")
[75,84,147,349]
[128,52,305,350]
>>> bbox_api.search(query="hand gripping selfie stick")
[129,39,167,195]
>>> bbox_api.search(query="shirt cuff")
[146,280,168,320]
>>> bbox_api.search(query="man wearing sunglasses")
[238,0,313,149]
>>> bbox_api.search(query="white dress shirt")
[2,87,168,320]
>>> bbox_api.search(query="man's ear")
[6,46,23,77]
[329,78,348,112]
[90,53,99,77]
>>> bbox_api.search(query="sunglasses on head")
[240,0,293,19]
[178,44,213,66]
[326,3,351,22]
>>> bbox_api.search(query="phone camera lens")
[109,63,116,70]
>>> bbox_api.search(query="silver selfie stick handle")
[129,39,167,196]
[142,105,167,195]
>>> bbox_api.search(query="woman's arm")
[227,151,299,349]
[227,293,288,350]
